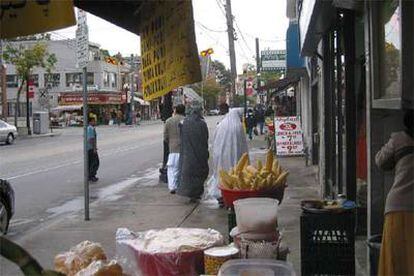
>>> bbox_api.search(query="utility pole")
[225,0,237,106]
[255,38,262,104]
[0,39,7,121]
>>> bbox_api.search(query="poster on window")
[275,116,304,156]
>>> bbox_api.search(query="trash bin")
[367,235,382,276]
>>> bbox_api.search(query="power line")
[215,0,227,18]
[196,22,227,33]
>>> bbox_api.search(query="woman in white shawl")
[204,108,249,205]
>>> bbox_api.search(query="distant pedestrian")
[177,101,209,202]
[245,109,256,140]
[87,117,99,182]
[117,110,123,126]
[136,111,141,125]
[255,106,265,135]
[376,110,414,276]
[164,104,186,193]
[111,109,117,125]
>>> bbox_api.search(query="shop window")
[110,73,117,88]
[66,72,94,87]
[378,0,401,100]
[7,102,32,117]
[6,75,19,88]
[44,73,61,88]
[103,71,110,87]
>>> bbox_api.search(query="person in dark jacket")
[255,106,265,135]
[177,101,209,202]
[246,109,256,140]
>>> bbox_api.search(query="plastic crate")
[300,210,355,275]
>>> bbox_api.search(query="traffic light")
[200,48,214,57]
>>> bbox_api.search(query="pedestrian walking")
[87,117,99,182]
[164,104,186,194]
[110,109,117,125]
[177,101,209,202]
[376,110,414,276]
[117,110,123,126]
[136,111,141,125]
[246,109,257,140]
[204,108,248,205]
[255,105,265,135]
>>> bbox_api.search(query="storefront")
[58,92,126,125]
[293,0,414,273]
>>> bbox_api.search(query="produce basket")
[220,184,285,208]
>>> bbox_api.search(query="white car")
[0,120,18,145]
[208,109,220,116]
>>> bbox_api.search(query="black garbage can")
[367,235,382,276]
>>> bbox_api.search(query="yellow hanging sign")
[1,0,76,39]
[141,1,202,101]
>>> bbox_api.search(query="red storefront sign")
[59,92,125,105]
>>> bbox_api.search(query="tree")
[211,60,232,93]
[3,42,57,127]
[192,79,221,110]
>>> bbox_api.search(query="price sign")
[275,116,304,156]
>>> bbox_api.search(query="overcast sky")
[53,0,288,74]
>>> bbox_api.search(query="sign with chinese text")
[261,50,286,72]
[141,1,202,101]
[275,116,304,156]
[1,0,75,39]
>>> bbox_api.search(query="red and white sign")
[246,78,254,96]
[275,116,304,156]
[28,80,35,99]
[59,92,125,105]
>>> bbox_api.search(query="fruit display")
[220,150,289,191]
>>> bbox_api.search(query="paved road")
[0,123,163,239]
[0,117,220,240]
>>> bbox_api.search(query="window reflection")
[379,0,401,99]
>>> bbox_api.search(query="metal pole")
[244,78,247,118]
[82,67,89,221]
[26,74,31,135]
[0,39,7,121]
[130,72,134,124]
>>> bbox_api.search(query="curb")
[20,132,63,140]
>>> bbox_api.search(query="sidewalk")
[1,136,331,275]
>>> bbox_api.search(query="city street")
[0,117,219,241]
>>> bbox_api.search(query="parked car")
[0,120,18,145]
[208,109,220,116]
[0,179,15,235]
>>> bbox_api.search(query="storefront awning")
[134,97,150,106]
[51,105,83,113]
[182,87,203,103]
[259,77,300,94]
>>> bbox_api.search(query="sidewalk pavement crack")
[176,202,200,227]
